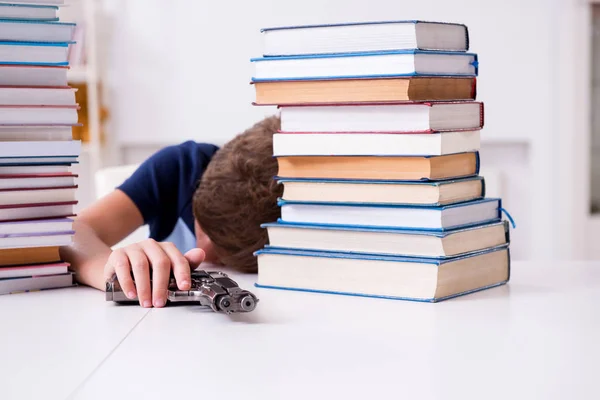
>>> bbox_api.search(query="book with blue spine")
[252,50,478,82]
[255,244,510,302]
[0,41,70,65]
[262,219,509,258]
[278,197,502,231]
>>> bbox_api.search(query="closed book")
[0,164,73,174]
[262,220,509,258]
[0,200,76,222]
[0,140,80,157]
[0,41,69,65]
[0,173,77,190]
[9,1,64,5]
[0,245,60,266]
[0,156,77,165]
[0,86,76,106]
[0,105,78,124]
[0,272,74,295]
[0,217,72,235]
[253,76,477,105]
[252,50,478,82]
[278,198,502,230]
[0,4,58,21]
[278,176,484,206]
[0,262,69,279]
[279,102,484,133]
[0,186,77,206]
[0,65,68,86]
[0,230,73,249]
[0,20,74,42]
[261,20,469,56]
[0,125,73,141]
[255,245,510,302]
[273,131,480,156]
[276,152,480,181]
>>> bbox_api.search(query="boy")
[60,115,282,308]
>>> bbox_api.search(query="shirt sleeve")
[117,141,219,241]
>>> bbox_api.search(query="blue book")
[278,197,502,231]
[262,219,509,258]
[0,19,75,42]
[0,41,70,66]
[260,20,469,57]
[277,176,485,206]
[0,4,59,22]
[251,50,478,82]
[254,244,510,303]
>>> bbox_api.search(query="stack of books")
[0,0,79,295]
[251,20,512,302]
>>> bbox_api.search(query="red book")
[278,101,484,134]
[0,201,77,222]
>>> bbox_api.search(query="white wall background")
[84,0,597,261]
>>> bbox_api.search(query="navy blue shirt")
[118,141,220,252]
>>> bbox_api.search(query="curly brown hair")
[193,115,282,272]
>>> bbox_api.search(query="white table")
[2,262,599,400]
[0,286,149,400]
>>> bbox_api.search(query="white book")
[256,246,509,302]
[0,156,77,164]
[0,65,68,86]
[0,41,68,65]
[0,186,77,206]
[0,20,74,42]
[279,198,501,230]
[273,131,480,156]
[0,141,80,157]
[0,232,72,249]
[0,174,76,190]
[252,51,477,81]
[261,20,469,56]
[0,218,72,235]
[263,221,509,258]
[0,202,75,222]
[0,165,71,174]
[0,106,78,124]
[0,273,74,296]
[0,262,69,280]
[0,4,58,21]
[0,87,76,106]
[280,102,483,133]
[6,1,64,5]
[0,125,72,141]
[279,177,485,206]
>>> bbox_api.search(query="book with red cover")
[277,101,484,134]
[0,262,69,280]
[0,173,77,190]
[0,200,77,222]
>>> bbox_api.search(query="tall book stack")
[0,0,79,295]
[251,20,513,302]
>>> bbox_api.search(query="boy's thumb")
[184,248,206,269]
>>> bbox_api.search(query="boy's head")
[193,115,282,273]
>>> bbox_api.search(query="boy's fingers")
[139,239,170,308]
[160,242,192,290]
[108,250,137,299]
[125,245,151,308]
[184,248,206,269]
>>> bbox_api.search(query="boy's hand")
[103,239,206,308]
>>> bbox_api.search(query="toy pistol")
[105,270,258,314]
